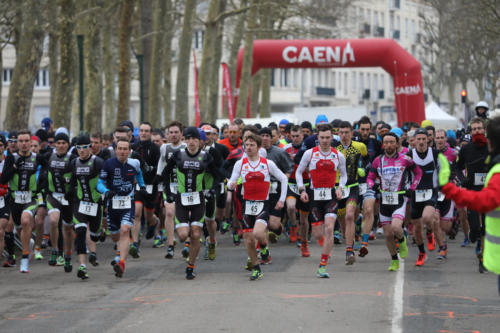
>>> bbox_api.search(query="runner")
[295,124,347,278]
[97,138,145,278]
[0,135,11,263]
[367,132,422,271]
[228,133,287,280]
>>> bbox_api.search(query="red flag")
[193,51,200,127]
[221,63,234,122]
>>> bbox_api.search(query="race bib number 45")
[245,201,264,216]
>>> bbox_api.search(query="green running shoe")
[245,257,254,271]
[64,257,73,273]
[208,242,216,260]
[153,235,165,248]
[316,266,330,278]
[34,250,43,261]
[77,265,89,280]
[56,255,65,266]
[250,268,263,281]
[399,236,408,259]
[388,259,400,271]
[129,243,140,258]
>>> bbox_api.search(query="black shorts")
[11,196,38,226]
[436,196,454,221]
[0,196,10,219]
[286,183,309,212]
[411,189,437,219]
[380,194,407,225]
[174,192,205,228]
[308,188,338,226]
[47,193,73,224]
[337,185,360,210]
[134,185,158,210]
[242,200,269,232]
[215,182,226,209]
[205,192,216,220]
[73,199,103,237]
[268,182,284,218]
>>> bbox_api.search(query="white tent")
[425,102,459,130]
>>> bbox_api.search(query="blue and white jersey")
[97,157,145,197]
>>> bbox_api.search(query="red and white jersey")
[240,156,271,201]
[284,143,309,182]
[296,146,347,189]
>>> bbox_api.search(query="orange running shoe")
[415,252,427,266]
[289,226,297,243]
[114,261,125,277]
[301,242,310,257]
[427,232,436,251]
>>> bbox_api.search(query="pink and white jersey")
[367,152,422,192]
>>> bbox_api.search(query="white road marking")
[391,258,405,333]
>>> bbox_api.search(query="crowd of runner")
[0,101,494,281]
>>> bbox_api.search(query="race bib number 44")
[314,188,332,201]
[112,196,132,209]
[245,201,264,216]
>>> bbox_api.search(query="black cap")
[301,121,312,130]
[8,131,17,139]
[54,132,70,143]
[380,123,392,130]
[119,120,134,131]
[35,129,48,142]
[258,127,272,136]
[414,128,427,136]
[184,126,200,139]
[77,135,91,145]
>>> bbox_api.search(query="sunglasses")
[48,140,54,144]
[8,139,17,143]
[76,144,90,150]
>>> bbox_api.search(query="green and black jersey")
[1,152,46,199]
[68,155,104,203]
[47,151,75,194]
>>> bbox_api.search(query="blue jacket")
[97,157,144,196]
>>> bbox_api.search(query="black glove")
[205,189,215,199]
[64,192,72,202]
[165,194,175,203]
[105,190,115,201]
[139,186,148,196]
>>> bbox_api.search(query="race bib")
[112,196,132,209]
[170,183,178,194]
[341,187,350,199]
[314,188,332,201]
[181,192,201,206]
[136,184,154,194]
[289,183,299,195]
[245,201,264,216]
[78,201,98,216]
[269,182,278,194]
[359,183,367,196]
[0,196,4,209]
[474,173,487,186]
[415,189,433,203]
[52,192,69,206]
[381,192,399,205]
[437,192,445,202]
[15,191,31,204]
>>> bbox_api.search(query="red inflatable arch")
[235,39,425,125]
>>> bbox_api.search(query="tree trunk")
[198,0,220,121]
[174,0,197,124]
[48,0,59,120]
[447,77,456,117]
[5,1,46,130]
[140,0,153,121]
[228,0,247,95]
[258,0,273,118]
[148,0,166,125]
[116,0,135,127]
[162,0,174,123]
[250,72,260,117]
[0,49,3,120]
[235,0,258,118]
[103,9,116,133]
[84,0,104,133]
[207,0,227,121]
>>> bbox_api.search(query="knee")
[21,216,31,229]
[191,228,201,239]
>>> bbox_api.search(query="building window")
[3,68,13,84]
[34,69,50,88]
[280,68,288,87]
[270,69,275,87]
[192,30,204,50]
[351,72,356,93]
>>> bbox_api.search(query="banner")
[193,51,200,127]
[221,63,234,122]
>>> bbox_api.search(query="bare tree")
[103,3,118,132]
[47,0,60,120]
[148,0,166,124]
[139,0,153,120]
[162,0,176,123]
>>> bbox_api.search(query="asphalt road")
[1,232,499,333]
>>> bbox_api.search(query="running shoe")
[48,251,58,266]
[461,237,470,247]
[260,251,272,265]
[165,246,174,259]
[289,226,297,243]
[153,235,165,248]
[114,261,125,278]
[376,227,384,236]
[56,256,65,266]
[301,242,310,257]
[111,255,120,266]
[208,242,216,260]
[388,259,400,271]
[426,232,436,251]
[20,258,29,273]
[203,241,209,260]
[3,254,16,267]
[77,265,89,280]
[399,236,408,259]
[34,249,43,261]
[99,231,107,243]
[220,220,231,235]
[232,233,240,246]
[145,221,157,240]
[479,258,487,274]
[415,252,427,266]
[41,236,49,249]
[181,245,190,258]
[345,251,356,265]
[359,246,368,258]
[333,231,342,244]
[185,266,196,280]
[368,230,376,240]
[250,268,263,281]
[316,266,330,278]
[89,252,99,266]
[129,243,140,258]
[64,257,73,273]
[245,257,254,271]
